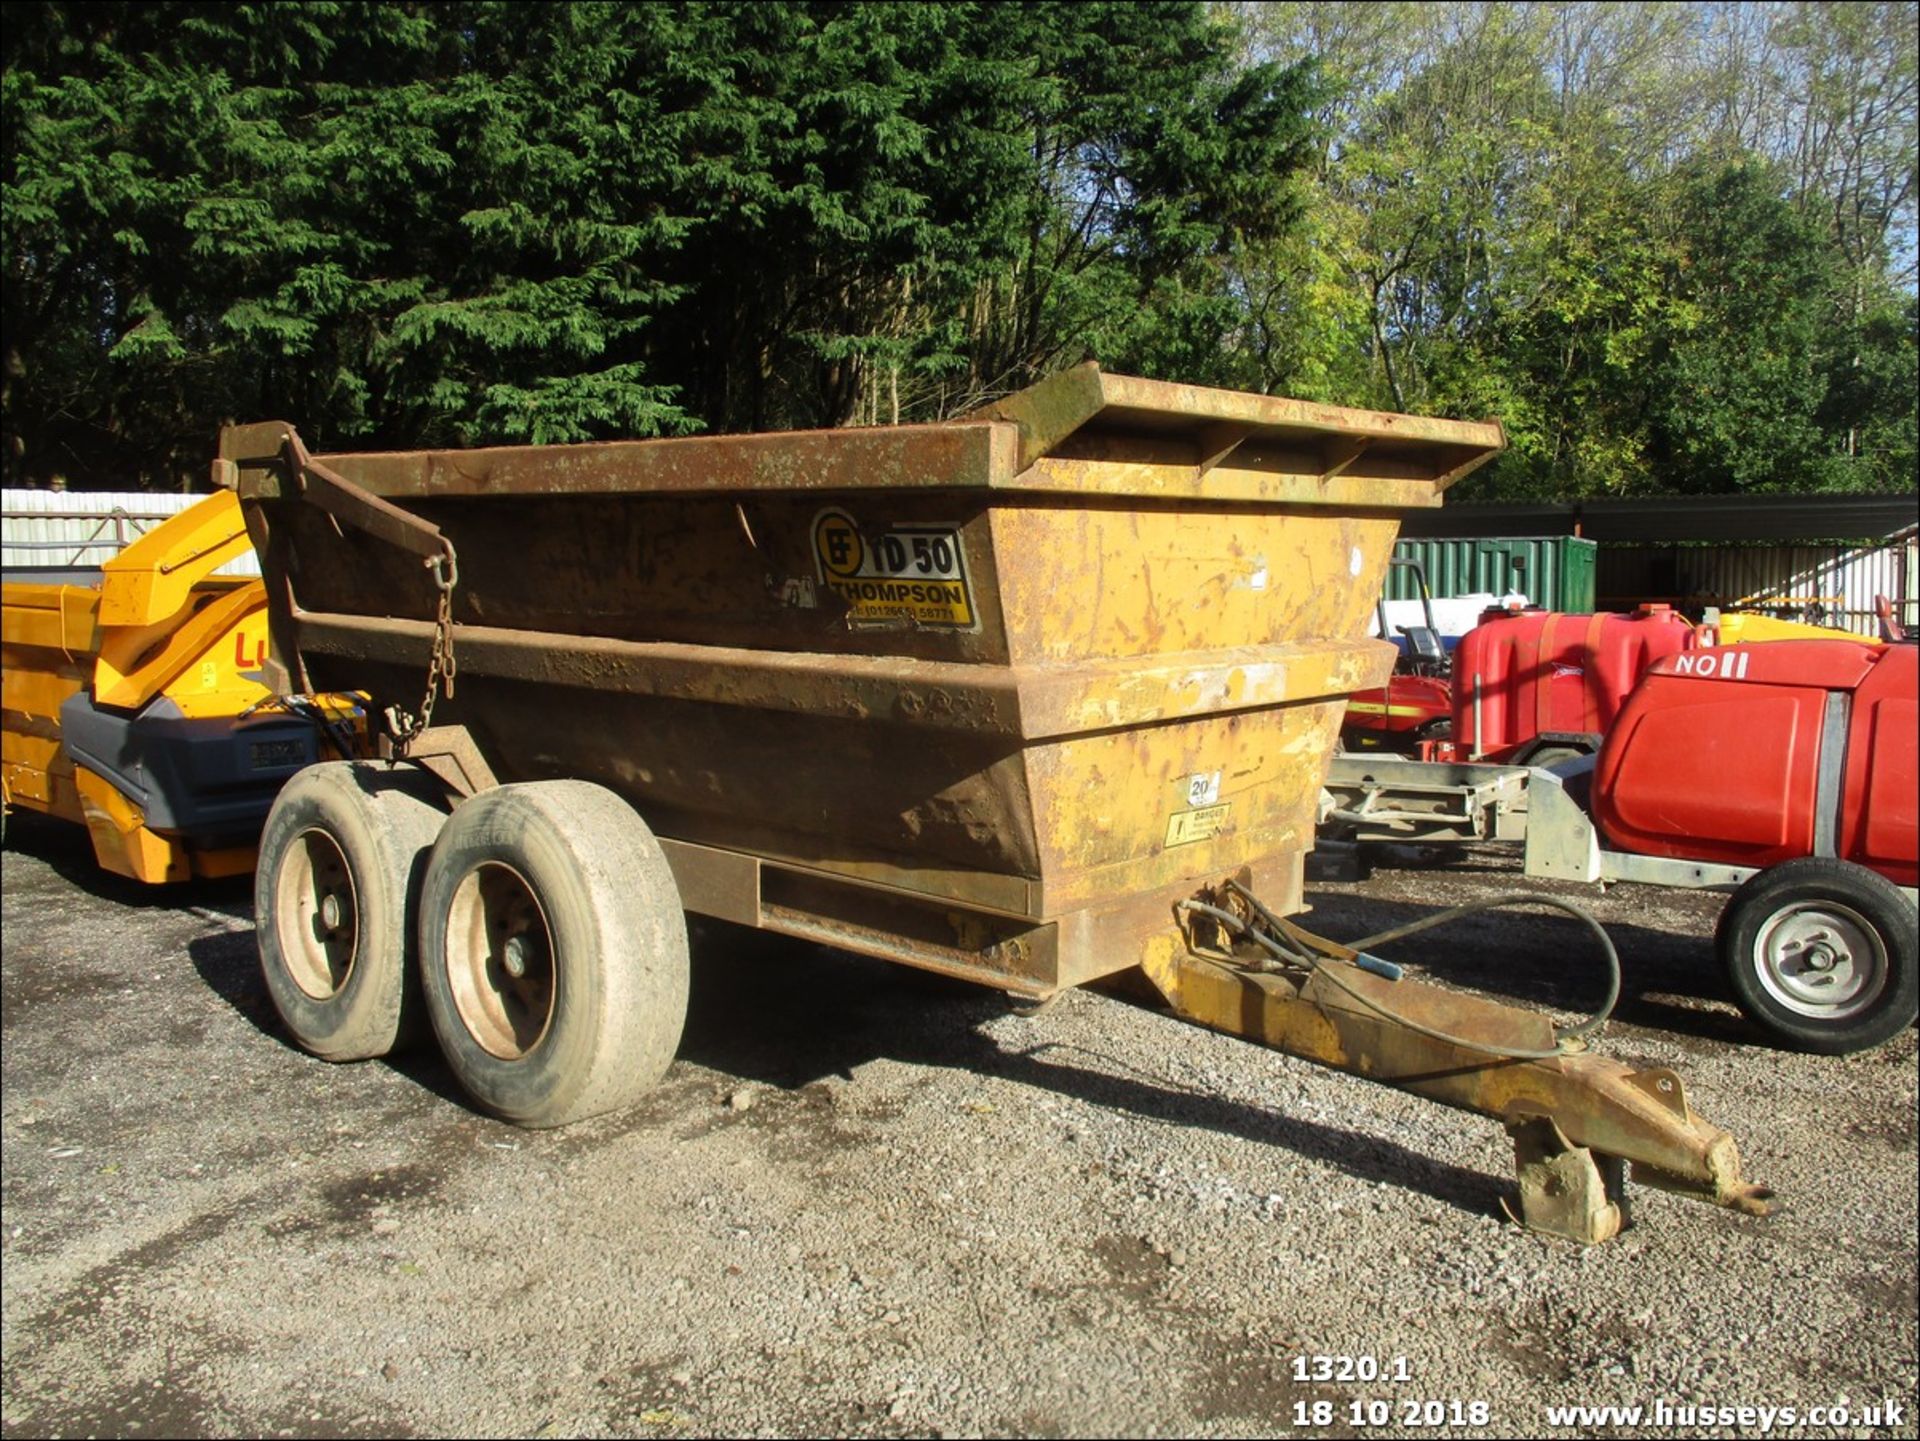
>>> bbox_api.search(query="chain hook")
[405,540,460,744]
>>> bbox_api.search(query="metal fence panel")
[1,490,260,576]
[1596,528,1916,637]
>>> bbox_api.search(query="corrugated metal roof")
[1401,492,1919,543]
[1,489,259,576]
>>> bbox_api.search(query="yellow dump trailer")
[222,366,1770,1242]
[1,491,354,882]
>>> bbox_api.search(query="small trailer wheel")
[418,781,688,1128]
[1717,858,1917,1055]
[1524,744,1584,770]
[256,761,448,1061]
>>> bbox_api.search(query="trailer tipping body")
[224,365,1771,1242]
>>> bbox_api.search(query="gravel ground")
[2,813,1915,1440]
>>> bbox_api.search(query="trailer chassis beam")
[1138,932,1772,1244]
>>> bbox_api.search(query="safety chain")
[386,544,459,748]
[270,426,461,754]
[417,546,459,733]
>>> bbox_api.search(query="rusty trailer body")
[224,365,1769,1243]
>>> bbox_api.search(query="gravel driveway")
[3,813,1915,1438]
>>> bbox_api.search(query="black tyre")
[1524,744,1585,770]
[418,781,688,1128]
[1358,840,1461,870]
[1717,858,1918,1055]
[256,761,449,1061]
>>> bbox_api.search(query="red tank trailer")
[1595,639,1917,1053]
[1439,603,1697,765]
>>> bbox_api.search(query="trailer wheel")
[1524,744,1585,770]
[1718,858,1918,1055]
[418,781,688,1128]
[256,761,448,1061]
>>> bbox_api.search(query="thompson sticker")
[813,508,976,629]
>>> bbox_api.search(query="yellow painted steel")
[73,766,191,883]
[1343,700,1433,718]
[96,488,255,627]
[1711,611,1882,646]
[0,727,79,817]
[1138,935,1770,1241]
[980,491,1403,918]
[1,579,104,653]
[225,368,1493,953]
[94,580,276,715]
[1025,702,1350,916]
[218,368,1772,1238]
[1,491,309,878]
[2,583,104,827]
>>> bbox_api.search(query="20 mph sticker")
[813,508,977,629]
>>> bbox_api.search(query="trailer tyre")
[1718,858,1917,1055]
[1523,744,1585,770]
[256,761,448,1062]
[418,781,688,1128]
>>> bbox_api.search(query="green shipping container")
[1384,536,1597,613]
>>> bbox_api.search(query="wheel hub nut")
[502,933,532,979]
[320,893,344,932]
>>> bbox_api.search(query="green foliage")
[1817,291,1920,494]
[2,0,1321,485]
[3,0,1914,500]
[1245,0,1917,502]
[1646,161,1839,493]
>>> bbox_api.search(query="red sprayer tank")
[1594,640,1918,887]
[1448,603,1697,762]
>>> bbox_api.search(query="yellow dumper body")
[2,491,349,881]
[223,366,1770,1241]
[229,365,1502,990]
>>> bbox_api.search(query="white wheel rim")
[444,862,557,1060]
[276,828,359,1000]
[1753,900,1887,1021]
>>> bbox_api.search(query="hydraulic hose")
[1174,882,1622,1062]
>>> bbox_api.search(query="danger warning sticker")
[1165,803,1232,847]
[813,508,976,629]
